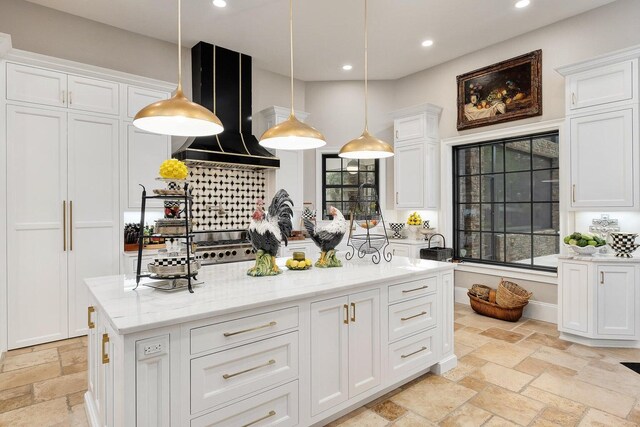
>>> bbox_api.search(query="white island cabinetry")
[84,257,455,426]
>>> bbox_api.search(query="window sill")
[454,262,558,285]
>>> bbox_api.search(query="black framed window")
[453,132,559,271]
[321,155,379,219]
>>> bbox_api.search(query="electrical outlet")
[143,343,163,355]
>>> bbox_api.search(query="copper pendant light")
[133,0,223,137]
[259,0,326,150]
[339,0,393,159]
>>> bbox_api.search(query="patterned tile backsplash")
[188,166,266,231]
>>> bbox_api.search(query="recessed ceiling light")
[515,0,530,8]
[342,64,353,71]
[421,39,434,47]
[212,0,227,8]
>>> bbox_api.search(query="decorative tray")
[154,218,193,235]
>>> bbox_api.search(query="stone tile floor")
[1,304,639,426]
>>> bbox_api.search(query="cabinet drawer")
[389,295,437,342]
[127,86,169,118]
[191,306,298,354]
[568,60,634,111]
[389,277,437,303]
[191,380,298,427]
[191,332,298,414]
[389,329,437,380]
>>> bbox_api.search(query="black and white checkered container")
[389,223,405,239]
[148,254,202,275]
[609,232,639,258]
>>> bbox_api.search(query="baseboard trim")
[431,354,458,375]
[559,332,640,349]
[454,286,557,324]
[84,391,100,427]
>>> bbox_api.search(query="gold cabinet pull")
[69,201,73,251]
[69,91,73,105]
[62,201,66,251]
[101,333,110,364]
[87,306,95,329]
[343,304,349,324]
[600,271,605,284]
[223,321,277,337]
[402,285,429,294]
[401,346,427,359]
[572,185,576,203]
[223,359,275,380]
[350,302,356,323]
[61,90,65,105]
[401,311,427,321]
[242,411,276,427]
[571,92,576,105]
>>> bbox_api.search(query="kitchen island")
[83,256,456,427]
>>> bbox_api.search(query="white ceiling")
[25,0,616,81]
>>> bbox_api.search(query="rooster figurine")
[304,206,347,268]
[247,189,294,276]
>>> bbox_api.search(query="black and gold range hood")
[173,42,280,169]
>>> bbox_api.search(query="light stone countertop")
[85,256,455,335]
[559,254,640,263]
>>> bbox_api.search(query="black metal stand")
[134,183,196,293]
[345,183,392,264]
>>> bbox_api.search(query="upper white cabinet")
[558,257,640,345]
[125,124,171,209]
[7,63,120,115]
[567,60,634,112]
[558,48,640,210]
[391,104,441,210]
[570,108,635,207]
[127,86,169,119]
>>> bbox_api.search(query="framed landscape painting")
[457,50,542,130]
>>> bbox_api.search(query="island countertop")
[84,256,455,335]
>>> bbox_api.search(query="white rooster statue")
[247,189,294,276]
[304,206,347,268]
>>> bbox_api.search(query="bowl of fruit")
[285,252,313,270]
[563,232,606,255]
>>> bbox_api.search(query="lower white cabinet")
[310,289,380,415]
[559,257,640,345]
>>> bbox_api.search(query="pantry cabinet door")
[6,63,68,108]
[570,109,635,208]
[67,114,119,337]
[6,105,68,348]
[348,289,380,398]
[310,295,349,416]
[126,124,170,209]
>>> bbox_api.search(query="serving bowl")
[388,223,405,239]
[564,244,600,255]
[609,232,639,257]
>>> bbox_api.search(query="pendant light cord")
[364,0,369,132]
[177,0,183,93]
[289,0,295,116]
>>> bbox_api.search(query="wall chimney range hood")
[173,42,279,169]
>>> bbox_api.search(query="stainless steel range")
[193,230,255,265]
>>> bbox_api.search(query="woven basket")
[468,292,528,322]
[496,279,532,308]
[468,284,492,301]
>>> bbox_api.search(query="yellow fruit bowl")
[285,258,313,270]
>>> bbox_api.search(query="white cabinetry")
[3,54,173,350]
[310,289,380,415]
[6,105,119,347]
[7,63,119,115]
[558,257,640,347]
[391,104,442,210]
[558,51,640,210]
[278,239,320,260]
